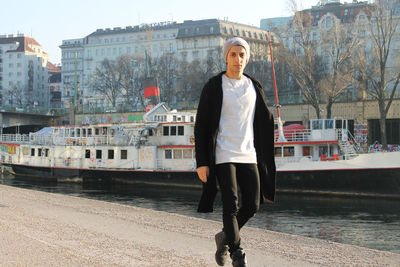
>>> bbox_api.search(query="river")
[1,175,399,254]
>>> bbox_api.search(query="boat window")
[85,149,90,159]
[170,126,177,136]
[96,150,102,159]
[108,149,114,159]
[71,128,75,137]
[95,128,100,135]
[190,116,194,122]
[173,149,182,159]
[121,150,128,160]
[82,129,87,137]
[324,120,334,129]
[88,128,92,136]
[274,147,282,157]
[183,149,192,159]
[302,146,311,157]
[38,148,42,156]
[319,146,328,157]
[163,126,169,136]
[102,127,107,135]
[165,149,172,159]
[45,149,49,157]
[110,129,115,136]
[77,129,81,137]
[312,120,323,130]
[283,147,295,157]
[173,115,177,122]
[31,148,35,156]
[178,126,184,136]
[149,129,153,136]
[65,128,70,137]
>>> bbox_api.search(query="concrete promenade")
[0,184,399,267]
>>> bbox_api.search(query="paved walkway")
[0,184,399,266]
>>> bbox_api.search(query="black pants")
[216,163,260,253]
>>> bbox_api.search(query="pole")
[74,51,78,108]
[268,32,287,142]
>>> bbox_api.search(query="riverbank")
[0,184,399,266]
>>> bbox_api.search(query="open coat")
[195,72,276,213]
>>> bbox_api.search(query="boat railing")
[27,134,132,146]
[0,134,30,143]
[274,129,312,142]
[275,155,313,166]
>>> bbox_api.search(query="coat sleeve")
[194,82,211,168]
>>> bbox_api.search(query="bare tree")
[283,3,326,118]
[355,0,400,149]
[153,54,179,104]
[7,85,26,107]
[318,15,363,118]
[118,54,146,109]
[90,59,124,108]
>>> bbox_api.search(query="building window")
[96,150,102,159]
[85,150,90,158]
[108,149,114,159]
[211,26,215,33]
[121,150,128,159]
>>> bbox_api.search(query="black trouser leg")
[216,163,260,253]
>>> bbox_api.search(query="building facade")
[48,62,62,109]
[0,34,49,110]
[60,19,274,109]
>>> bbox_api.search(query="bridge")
[0,111,63,134]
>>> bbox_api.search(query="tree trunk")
[326,97,333,119]
[378,100,388,150]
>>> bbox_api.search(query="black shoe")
[231,248,247,267]
[215,231,229,266]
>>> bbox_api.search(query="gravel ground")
[0,184,399,267]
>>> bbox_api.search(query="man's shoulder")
[203,72,224,92]
[244,73,262,88]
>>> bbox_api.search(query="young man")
[195,37,276,267]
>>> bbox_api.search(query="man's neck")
[225,71,243,80]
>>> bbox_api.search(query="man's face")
[226,45,247,75]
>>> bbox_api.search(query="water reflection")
[1,175,399,254]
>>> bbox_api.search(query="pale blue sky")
[2,0,320,64]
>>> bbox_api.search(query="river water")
[1,175,399,254]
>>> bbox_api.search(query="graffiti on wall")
[354,124,368,145]
[82,114,143,125]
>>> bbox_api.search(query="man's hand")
[196,166,209,183]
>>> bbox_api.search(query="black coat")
[195,71,276,213]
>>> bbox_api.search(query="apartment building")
[60,19,273,109]
[0,34,49,109]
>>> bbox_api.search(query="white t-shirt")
[215,75,257,165]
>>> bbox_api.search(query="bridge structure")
[0,111,64,134]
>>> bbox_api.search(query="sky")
[2,0,321,64]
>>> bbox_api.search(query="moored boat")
[0,103,399,198]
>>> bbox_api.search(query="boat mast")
[268,32,287,142]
